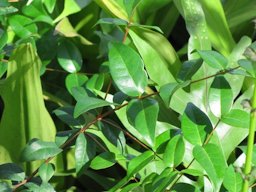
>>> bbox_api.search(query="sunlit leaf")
[181,103,212,145]
[198,50,228,70]
[65,73,88,94]
[108,42,147,97]
[38,163,55,183]
[57,40,82,73]
[90,152,116,170]
[221,109,250,128]
[223,165,243,192]
[209,76,233,117]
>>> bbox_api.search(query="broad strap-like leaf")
[127,98,159,147]
[208,76,233,117]
[181,103,212,145]
[108,42,148,97]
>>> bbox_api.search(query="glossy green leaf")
[193,144,227,190]
[54,106,84,129]
[86,73,104,92]
[127,151,154,178]
[65,73,88,94]
[0,163,25,181]
[221,109,250,128]
[238,59,256,78]
[75,134,96,174]
[223,165,243,192]
[90,152,116,170]
[54,0,92,23]
[74,96,112,118]
[57,40,82,73]
[108,42,147,97]
[22,0,48,18]
[0,43,56,172]
[198,50,228,70]
[20,139,62,162]
[127,98,159,146]
[181,103,212,145]
[163,135,185,167]
[0,62,7,78]
[209,76,233,117]
[177,59,203,82]
[8,15,37,38]
[38,163,55,183]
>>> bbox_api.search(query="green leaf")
[123,0,140,17]
[0,181,11,192]
[163,135,185,167]
[86,73,104,92]
[198,50,228,70]
[221,109,250,128]
[127,151,154,178]
[108,42,147,97]
[54,106,84,129]
[209,76,233,117]
[159,81,190,106]
[57,40,82,73]
[43,0,56,13]
[0,62,7,78]
[0,43,56,172]
[0,163,25,181]
[127,98,159,146]
[22,0,48,18]
[54,0,92,23]
[193,144,227,190]
[181,103,212,145]
[8,15,38,38]
[74,96,112,118]
[90,152,116,170]
[20,139,62,162]
[95,18,128,26]
[65,73,88,94]
[238,59,256,78]
[0,29,7,50]
[177,59,202,82]
[38,163,55,183]
[75,134,96,174]
[0,6,18,16]
[223,165,243,192]
[171,183,200,192]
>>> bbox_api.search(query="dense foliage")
[0,0,256,191]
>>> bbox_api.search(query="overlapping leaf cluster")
[0,0,256,191]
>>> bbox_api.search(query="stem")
[242,80,256,192]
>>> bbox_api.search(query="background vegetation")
[0,0,256,191]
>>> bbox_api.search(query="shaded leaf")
[0,163,25,181]
[108,42,147,97]
[75,134,96,174]
[20,139,62,162]
[90,152,116,170]
[181,103,212,145]
[0,181,11,192]
[95,18,128,26]
[177,59,202,82]
[65,73,88,94]
[238,59,256,78]
[127,98,159,146]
